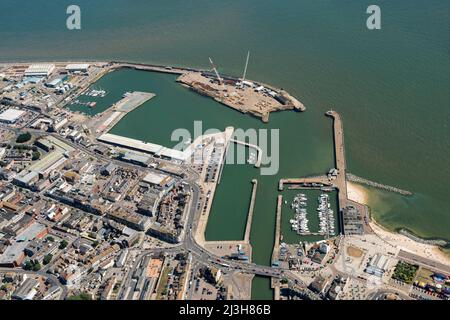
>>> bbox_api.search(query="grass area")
[346,246,363,258]
[67,293,92,300]
[156,266,171,300]
[392,261,419,284]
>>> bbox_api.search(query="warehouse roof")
[0,109,25,122]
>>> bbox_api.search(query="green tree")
[32,260,41,271]
[16,132,32,143]
[23,260,33,271]
[43,254,53,265]
[59,240,68,250]
[32,151,41,160]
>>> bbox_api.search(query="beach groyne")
[398,229,448,247]
[346,173,413,196]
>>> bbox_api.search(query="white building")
[24,64,55,77]
[0,109,25,124]
[65,63,90,72]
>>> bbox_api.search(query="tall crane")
[208,57,226,91]
[241,51,250,84]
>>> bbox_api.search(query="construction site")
[177,54,305,122]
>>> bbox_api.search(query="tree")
[23,261,33,271]
[59,240,68,250]
[43,254,53,265]
[32,151,41,161]
[32,261,41,271]
[16,132,32,143]
[23,260,41,271]
[46,236,54,242]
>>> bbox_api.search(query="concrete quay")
[230,138,262,168]
[244,179,258,243]
[326,110,348,212]
[94,91,155,134]
[278,176,332,191]
[271,195,283,265]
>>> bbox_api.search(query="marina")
[288,192,336,237]
[289,193,310,235]
[281,189,340,245]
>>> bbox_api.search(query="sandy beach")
[346,181,450,266]
[370,221,450,267]
[347,181,369,204]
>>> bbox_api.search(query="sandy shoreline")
[346,181,450,266]
[370,220,450,267]
[347,181,369,204]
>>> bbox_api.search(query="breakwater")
[346,173,413,196]
[398,229,448,247]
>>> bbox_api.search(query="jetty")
[326,110,348,211]
[278,176,332,191]
[271,195,283,265]
[230,138,262,168]
[244,179,258,242]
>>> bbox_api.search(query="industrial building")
[45,78,63,88]
[119,151,151,167]
[0,222,48,267]
[142,171,174,188]
[13,171,40,188]
[65,63,90,72]
[98,133,192,162]
[365,254,391,277]
[13,136,74,189]
[0,108,25,124]
[12,278,40,300]
[24,64,55,77]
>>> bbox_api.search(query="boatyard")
[177,71,305,123]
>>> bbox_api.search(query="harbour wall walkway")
[244,179,258,243]
[326,110,348,212]
[271,195,283,265]
[230,138,262,168]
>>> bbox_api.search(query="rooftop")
[0,109,25,122]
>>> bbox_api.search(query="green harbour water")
[2,0,450,299]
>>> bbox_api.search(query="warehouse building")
[24,64,55,77]
[12,278,40,300]
[65,63,90,72]
[0,108,25,124]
